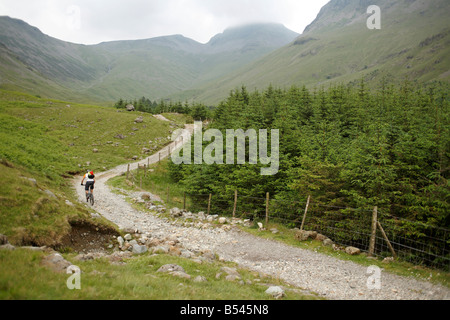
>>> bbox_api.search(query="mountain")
[0,17,299,103]
[191,0,450,104]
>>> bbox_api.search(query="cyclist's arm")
[81,174,86,184]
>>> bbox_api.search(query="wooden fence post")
[183,192,186,210]
[207,193,212,215]
[300,195,311,231]
[265,192,270,225]
[126,164,130,180]
[232,190,237,218]
[377,221,397,259]
[369,206,378,257]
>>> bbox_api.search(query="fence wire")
[184,191,449,271]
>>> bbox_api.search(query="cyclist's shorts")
[85,181,95,191]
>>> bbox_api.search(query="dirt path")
[72,125,450,300]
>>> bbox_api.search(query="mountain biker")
[81,170,95,201]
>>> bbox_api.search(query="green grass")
[0,89,175,247]
[0,248,320,300]
[108,159,190,210]
[0,90,174,175]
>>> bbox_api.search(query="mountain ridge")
[190,0,450,104]
[0,16,299,103]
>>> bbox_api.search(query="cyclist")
[81,170,95,201]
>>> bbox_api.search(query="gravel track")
[73,124,450,300]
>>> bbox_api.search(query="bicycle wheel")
[90,193,94,206]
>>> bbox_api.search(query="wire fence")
[184,191,450,271]
[124,164,449,271]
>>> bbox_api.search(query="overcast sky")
[0,0,329,44]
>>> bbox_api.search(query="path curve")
[73,125,450,300]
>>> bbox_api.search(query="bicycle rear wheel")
[90,193,94,206]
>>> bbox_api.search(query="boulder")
[265,286,285,299]
[124,234,132,241]
[170,207,183,218]
[295,230,317,241]
[132,244,148,254]
[170,271,191,279]
[315,233,328,241]
[134,116,144,123]
[218,217,227,224]
[220,267,241,278]
[41,253,72,273]
[345,246,361,255]
[157,264,185,273]
[194,276,207,283]
[126,104,135,112]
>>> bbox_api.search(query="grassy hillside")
[191,0,450,104]
[0,90,179,246]
[0,17,299,104]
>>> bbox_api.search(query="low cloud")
[0,0,329,44]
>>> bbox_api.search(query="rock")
[170,271,191,279]
[202,250,216,261]
[197,212,206,220]
[345,246,361,255]
[218,217,227,224]
[295,230,317,241]
[265,286,285,299]
[315,233,328,241]
[323,239,334,246]
[170,207,182,218]
[257,222,264,230]
[124,234,132,241]
[0,244,15,251]
[126,104,135,112]
[220,267,241,279]
[157,264,185,273]
[383,257,394,264]
[93,148,99,153]
[225,275,241,281]
[152,245,170,254]
[243,219,253,227]
[180,249,193,259]
[134,116,144,123]
[117,236,125,247]
[132,244,148,254]
[194,276,207,283]
[44,189,57,199]
[65,200,74,207]
[41,253,72,273]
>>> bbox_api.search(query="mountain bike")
[81,183,95,206]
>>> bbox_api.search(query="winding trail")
[73,123,450,300]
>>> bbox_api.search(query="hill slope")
[0,17,298,103]
[191,0,450,104]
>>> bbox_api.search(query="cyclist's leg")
[85,183,89,200]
